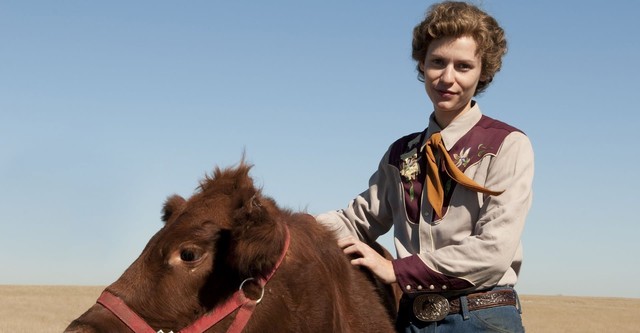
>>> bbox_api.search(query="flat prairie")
[1,285,638,332]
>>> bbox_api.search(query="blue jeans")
[395,288,525,333]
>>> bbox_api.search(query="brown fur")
[65,162,397,332]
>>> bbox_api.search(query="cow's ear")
[162,195,186,224]
[230,190,282,277]
[233,189,273,227]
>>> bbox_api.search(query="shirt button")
[405,285,412,291]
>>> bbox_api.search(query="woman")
[316,2,533,332]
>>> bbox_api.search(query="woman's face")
[420,36,484,124]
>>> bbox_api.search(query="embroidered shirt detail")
[453,147,471,167]
[400,150,420,202]
[400,151,420,181]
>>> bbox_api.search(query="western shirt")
[316,103,534,295]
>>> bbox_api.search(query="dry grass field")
[1,285,638,332]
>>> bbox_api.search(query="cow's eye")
[180,249,200,262]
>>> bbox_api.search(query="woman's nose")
[440,65,455,83]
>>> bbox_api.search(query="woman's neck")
[434,101,474,128]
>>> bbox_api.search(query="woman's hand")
[338,236,397,284]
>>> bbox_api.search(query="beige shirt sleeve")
[315,149,397,242]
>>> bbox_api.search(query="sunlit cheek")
[425,69,442,83]
[464,77,481,94]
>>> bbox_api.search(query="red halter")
[96,226,290,333]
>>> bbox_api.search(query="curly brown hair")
[412,1,507,95]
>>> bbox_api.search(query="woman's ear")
[418,61,425,73]
[478,74,493,91]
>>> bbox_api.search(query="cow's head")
[65,163,288,332]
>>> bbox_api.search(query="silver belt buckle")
[412,294,450,322]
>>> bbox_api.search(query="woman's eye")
[180,249,200,262]
[431,59,444,67]
[457,63,473,71]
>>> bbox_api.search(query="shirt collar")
[422,101,483,151]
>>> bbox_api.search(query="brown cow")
[65,163,397,333]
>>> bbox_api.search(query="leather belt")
[411,289,517,322]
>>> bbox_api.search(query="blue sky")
[1,1,639,298]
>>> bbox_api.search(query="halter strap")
[97,291,156,333]
[97,226,291,333]
[181,226,290,333]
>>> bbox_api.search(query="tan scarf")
[425,132,504,218]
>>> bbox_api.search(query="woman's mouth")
[436,89,456,98]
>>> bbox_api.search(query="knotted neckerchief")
[424,132,504,218]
